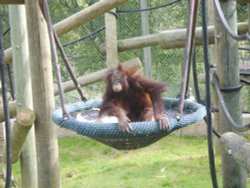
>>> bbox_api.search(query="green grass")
[5,135,250,187]
[59,135,220,188]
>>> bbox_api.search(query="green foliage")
[241,87,250,112]
[149,1,189,32]
[237,4,248,22]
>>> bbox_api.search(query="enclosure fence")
[0,0,249,112]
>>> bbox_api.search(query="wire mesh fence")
[0,0,249,112]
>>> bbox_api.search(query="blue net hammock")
[52,98,206,150]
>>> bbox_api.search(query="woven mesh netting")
[52,98,206,150]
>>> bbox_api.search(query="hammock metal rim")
[52,98,206,139]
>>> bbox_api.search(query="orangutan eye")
[111,77,120,84]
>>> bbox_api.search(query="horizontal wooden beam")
[8,108,35,163]
[0,101,16,121]
[54,58,142,95]
[98,22,248,54]
[221,132,250,173]
[54,0,128,37]
[4,22,249,64]
[4,48,12,64]
[0,0,24,4]
[236,0,250,4]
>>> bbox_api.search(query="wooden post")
[104,9,119,68]
[25,1,61,188]
[208,0,221,155]
[9,5,38,187]
[247,3,250,115]
[214,1,247,187]
[140,0,152,78]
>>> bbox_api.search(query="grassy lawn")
[6,135,250,187]
[57,135,222,188]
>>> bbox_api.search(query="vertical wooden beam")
[248,3,250,27]
[104,9,119,68]
[140,0,152,78]
[9,5,38,187]
[214,1,247,187]
[247,3,250,115]
[208,0,220,155]
[25,1,61,188]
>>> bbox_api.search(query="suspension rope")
[192,47,202,103]
[178,0,198,117]
[7,65,14,100]
[238,46,250,51]
[219,84,243,93]
[240,78,250,85]
[2,27,14,100]
[0,14,12,188]
[2,27,10,37]
[202,117,222,139]
[214,0,250,41]
[41,0,87,117]
[201,1,219,188]
[40,0,69,117]
[54,32,87,102]
[240,70,250,76]
[191,40,221,139]
[212,127,221,139]
[213,74,250,131]
[46,3,88,103]
[63,27,105,48]
[116,0,180,14]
